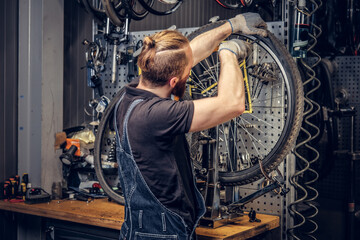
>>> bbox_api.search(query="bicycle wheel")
[137,0,183,16]
[103,0,154,26]
[94,88,126,204]
[82,0,107,25]
[215,0,246,9]
[84,0,107,14]
[187,21,304,185]
[130,0,155,20]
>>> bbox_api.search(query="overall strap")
[114,92,144,151]
[121,99,144,154]
[113,94,143,197]
[113,92,126,146]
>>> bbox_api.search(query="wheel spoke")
[190,71,207,91]
[219,124,235,172]
[199,60,218,83]
[244,113,274,127]
[237,130,251,168]
[251,95,286,104]
[237,119,267,149]
[252,106,285,108]
[238,116,265,134]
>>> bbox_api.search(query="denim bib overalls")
[114,95,206,240]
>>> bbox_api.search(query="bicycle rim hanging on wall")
[102,0,155,26]
[82,0,108,26]
[137,0,183,16]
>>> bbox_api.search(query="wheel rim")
[82,0,108,25]
[94,91,125,204]
[215,0,244,9]
[188,34,297,185]
[137,0,183,16]
[88,0,107,13]
[104,0,154,24]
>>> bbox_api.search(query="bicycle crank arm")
[226,176,290,209]
[232,181,281,207]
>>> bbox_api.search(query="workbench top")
[0,198,279,240]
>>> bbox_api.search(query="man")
[115,13,267,240]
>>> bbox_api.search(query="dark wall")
[63,0,93,129]
[0,1,19,239]
[0,0,18,181]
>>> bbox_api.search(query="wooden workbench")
[0,198,279,239]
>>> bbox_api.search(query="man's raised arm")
[189,40,250,132]
[189,13,268,66]
[189,22,232,67]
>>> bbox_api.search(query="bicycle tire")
[94,88,126,204]
[130,0,154,20]
[82,0,107,26]
[103,0,153,26]
[187,21,304,185]
[137,0,183,16]
[215,0,246,9]
[86,0,107,14]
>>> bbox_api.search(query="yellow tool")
[240,59,252,113]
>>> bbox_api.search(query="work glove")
[228,12,268,37]
[218,39,251,61]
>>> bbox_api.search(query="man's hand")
[228,13,268,37]
[218,39,251,61]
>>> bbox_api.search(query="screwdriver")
[9,178,16,198]
[22,173,29,188]
[15,175,20,196]
[21,183,27,200]
[4,182,11,200]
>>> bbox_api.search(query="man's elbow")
[228,101,245,117]
[238,103,245,115]
[222,95,245,117]
[234,96,245,116]
[235,102,245,116]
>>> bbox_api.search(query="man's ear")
[169,77,179,88]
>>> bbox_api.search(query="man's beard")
[172,80,186,98]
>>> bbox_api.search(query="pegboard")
[332,57,360,151]
[98,22,293,223]
[315,56,360,201]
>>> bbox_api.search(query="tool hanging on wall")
[291,0,310,58]
[83,38,107,96]
[288,0,322,239]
